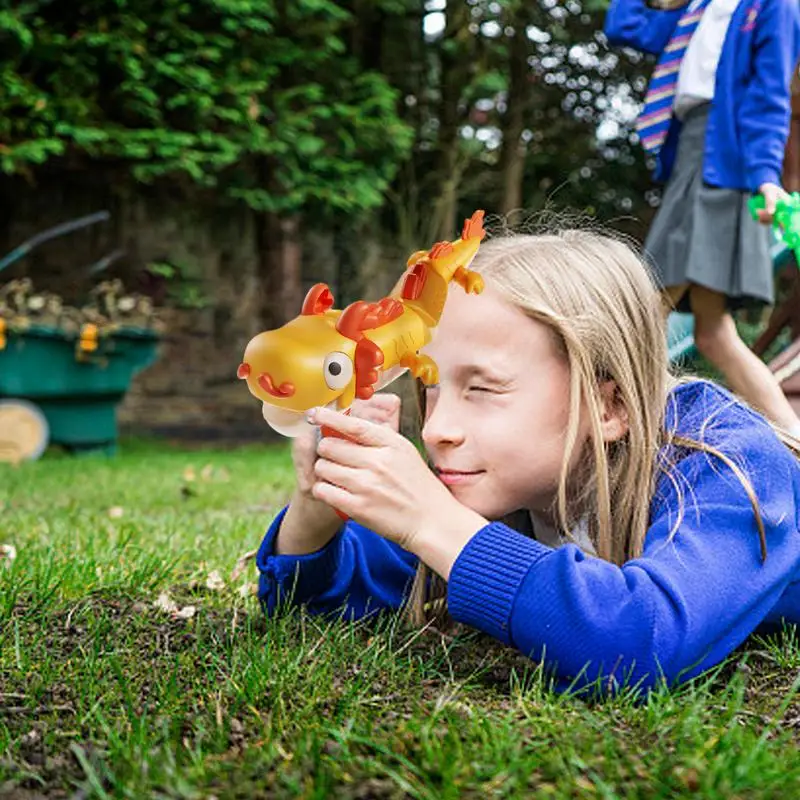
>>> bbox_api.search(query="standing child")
[604,0,800,436]
[257,230,800,696]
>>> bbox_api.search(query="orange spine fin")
[336,298,403,341]
[428,241,454,260]
[461,210,486,241]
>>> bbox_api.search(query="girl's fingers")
[313,457,364,493]
[368,393,401,413]
[311,479,355,513]
[309,406,391,446]
[351,394,401,426]
[316,435,379,469]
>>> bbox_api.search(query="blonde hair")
[406,225,800,625]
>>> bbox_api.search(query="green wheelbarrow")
[0,213,161,460]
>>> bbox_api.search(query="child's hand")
[307,405,486,575]
[276,394,404,556]
[291,393,402,501]
[756,182,790,224]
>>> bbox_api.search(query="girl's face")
[421,287,585,521]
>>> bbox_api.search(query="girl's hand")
[308,405,487,578]
[756,182,790,225]
[292,393,401,501]
[275,393,403,557]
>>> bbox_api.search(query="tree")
[378,0,655,243]
[0,0,414,323]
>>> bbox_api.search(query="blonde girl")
[256,230,800,695]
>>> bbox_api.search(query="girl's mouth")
[435,468,484,486]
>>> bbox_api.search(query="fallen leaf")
[201,464,214,481]
[237,582,258,598]
[108,506,124,519]
[0,544,16,567]
[153,591,197,620]
[154,592,178,614]
[183,466,196,482]
[21,728,41,746]
[230,549,258,582]
[206,570,225,591]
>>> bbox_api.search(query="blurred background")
[1,0,799,459]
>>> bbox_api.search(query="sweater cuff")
[256,505,344,611]
[447,522,550,645]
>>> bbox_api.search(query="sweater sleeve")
[739,0,800,192]
[603,0,682,55]
[256,505,419,619]
[447,416,800,694]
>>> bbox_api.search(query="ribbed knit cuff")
[256,505,344,613]
[447,522,550,645]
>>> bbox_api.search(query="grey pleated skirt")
[643,103,773,312]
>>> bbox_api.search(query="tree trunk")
[499,9,532,217]
[429,2,472,242]
[254,211,303,329]
[784,85,800,193]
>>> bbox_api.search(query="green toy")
[749,192,800,267]
[667,191,800,366]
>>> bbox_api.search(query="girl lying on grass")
[256,228,800,696]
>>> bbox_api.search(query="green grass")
[3,439,800,798]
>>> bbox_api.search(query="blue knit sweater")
[257,381,800,694]
[603,0,800,191]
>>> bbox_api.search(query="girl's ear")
[598,380,629,443]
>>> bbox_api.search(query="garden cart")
[0,213,162,462]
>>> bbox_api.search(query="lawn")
[3,438,800,798]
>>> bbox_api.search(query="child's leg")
[689,284,800,432]
[660,283,689,319]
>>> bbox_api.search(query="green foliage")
[0,0,413,214]
[382,0,655,233]
[146,260,211,309]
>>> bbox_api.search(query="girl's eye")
[468,385,492,393]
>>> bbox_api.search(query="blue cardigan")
[257,381,800,694]
[603,0,800,191]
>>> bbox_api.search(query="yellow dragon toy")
[238,210,487,437]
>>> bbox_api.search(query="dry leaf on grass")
[154,592,178,614]
[153,591,196,620]
[0,544,17,568]
[230,549,258,583]
[107,506,124,519]
[183,466,196,482]
[206,570,225,591]
[237,582,258,598]
[196,464,230,483]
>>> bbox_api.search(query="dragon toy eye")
[323,352,354,391]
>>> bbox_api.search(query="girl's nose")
[421,392,466,449]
